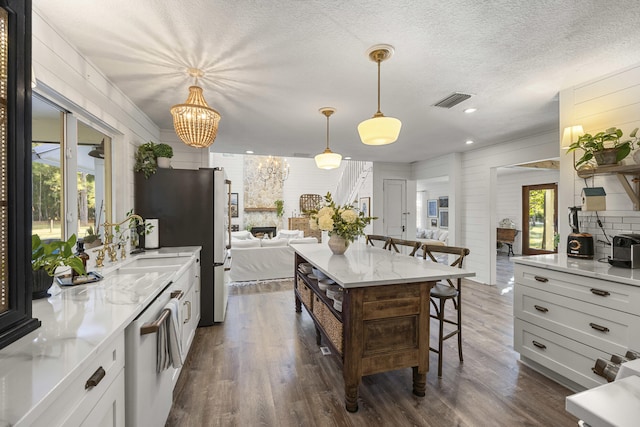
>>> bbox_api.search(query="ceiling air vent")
[433,92,472,109]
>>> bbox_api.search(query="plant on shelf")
[134,141,158,178]
[32,234,86,299]
[309,192,376,254]
[566,127,635,168]
[153,143,173,159]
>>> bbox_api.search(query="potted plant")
[83,225,103,249]
[134,141,158,178]
[153,143,173,168]
[567,127,634,168]
[32,234,86,299]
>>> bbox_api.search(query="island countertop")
[512,253,640,287]
[291,242,474,288]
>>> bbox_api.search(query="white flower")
[317,206,334,218]
[318,215,334,231]
[341,209,358,224]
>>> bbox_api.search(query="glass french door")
[522,183,558,255]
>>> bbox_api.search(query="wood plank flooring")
[166,278,579,426]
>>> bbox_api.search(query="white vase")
[328,234,349,255]
[157,157,171,168]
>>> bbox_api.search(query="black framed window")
[0,0,39,350]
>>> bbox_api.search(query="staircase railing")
[334,160,372,206]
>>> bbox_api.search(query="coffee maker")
[567,206,594,259]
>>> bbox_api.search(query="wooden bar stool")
[422,244,470,377]
[388,238,421,256]
[365,234,392,250]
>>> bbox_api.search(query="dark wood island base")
[294,252,435,412]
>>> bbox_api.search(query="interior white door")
[383,179,406,239]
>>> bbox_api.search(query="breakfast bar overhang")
[292,243,475,412]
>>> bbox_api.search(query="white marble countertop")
[292,242,475,288]
[0,246,201,426]
[513,253,640,287]
[566,375,640,427]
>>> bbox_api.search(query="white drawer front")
[515,285,640,354]
[515,264,640,314]
[514,318,607,390]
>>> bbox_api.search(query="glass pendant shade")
[315,148,342,170]
[358,115,402,145]
[170,85,221,148]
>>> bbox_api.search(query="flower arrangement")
[309,192,376,242]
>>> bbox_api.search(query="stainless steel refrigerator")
[134,167,231,326]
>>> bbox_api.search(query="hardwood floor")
[166,278,579,426]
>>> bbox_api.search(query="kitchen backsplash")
[580,213,640,259]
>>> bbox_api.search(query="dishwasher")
[125,279,184,427]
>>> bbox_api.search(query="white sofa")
[416,228,448,246]
[229,230,318,282]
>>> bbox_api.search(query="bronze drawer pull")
[532,340,547,350]
[534,305,549,313]
[170,290,184,300]
[590,288,610,297]
[589,322,610,333]
[534,276,549,283]
[85,366,106,390]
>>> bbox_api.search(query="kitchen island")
[292,243,474,412]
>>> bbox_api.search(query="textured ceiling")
[33,0,640,163]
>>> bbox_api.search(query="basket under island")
[291,242,475,412]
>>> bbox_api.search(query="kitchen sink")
[115,265,182,275]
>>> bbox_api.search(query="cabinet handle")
[589,322,610,333]
[533,276,549,283]
[171,290,184,300]
[85,366,106,390]
[183,300,192,324]
[534,305,549,313]
[590,288,610,297]
[532,340,547,350]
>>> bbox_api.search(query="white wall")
[496,168,559,255]
[159,130,209,170]
[209,153,343,231]
[417,178,449,230]
[559,63,640,259]
[33,7,159,223]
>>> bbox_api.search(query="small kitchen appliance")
[567,206,594,259]
[608,234,640,268]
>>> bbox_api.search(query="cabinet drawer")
[514,318,607,390]
[28,332,125,427]
[312,295,343,354]
[295,280,313,311]
[515,285,640,355]
[515,264,640,314]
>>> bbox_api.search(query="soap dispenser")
[73,239,90,279]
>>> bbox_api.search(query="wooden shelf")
[244,207,277,212]
[577,164,640,210]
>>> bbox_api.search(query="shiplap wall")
[559,63,640,259]
[496,169,559,255]
[33,7,159,223]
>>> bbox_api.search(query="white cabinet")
[22,332,125,427]
[514,263,640,391]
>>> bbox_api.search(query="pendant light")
[357,44,402,145]
[170,68,221,148]
[315,107,342,170]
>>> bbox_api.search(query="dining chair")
[388,238,421,256]
[422,244,470,377]
[365,234,392,250]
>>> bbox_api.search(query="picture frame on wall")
[230,192,239,218]
[359,197,371,217]
[427,199,438,217]
[439,209,449,229]
[438,196,449,208]
[431,218,437,227]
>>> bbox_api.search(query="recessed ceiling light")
[245,150,254,154]
[344,156,352,160]
[463,108,477,114]
[466,140,474,145]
